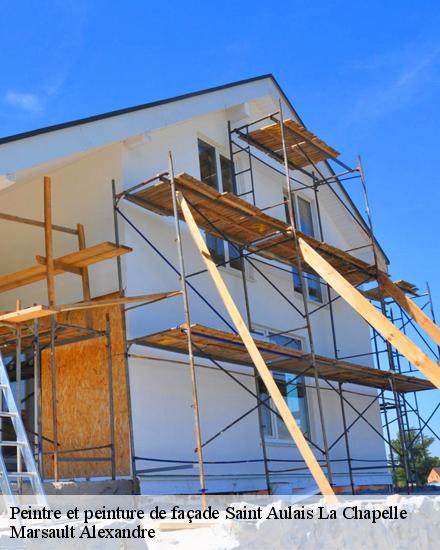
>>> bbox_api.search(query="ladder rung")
[0,412,17,418]
[0,441,24,446]
[8,472,37,477]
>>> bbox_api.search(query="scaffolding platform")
[0,242,132,294]
[125,173,379,285]
[236,118,340,169]
[363,280,419,301]
[124,173,419,295]
[132,323,434,393]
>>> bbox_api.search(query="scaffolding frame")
[0,177,179,490]
[112,106,439,495]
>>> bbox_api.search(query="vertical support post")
[15,300,22,492]
[106,314,116,480]
[278,100,333,485]
[372,328,396,489]
[33,319,43,475]
[112,180,124,295]
[77,223,92,327]
[112,179,136,480]
[50,316,58,481]
[44,176,56,307]
[358,156,411,492]
[314,174,354,491]
[239,250,271,492]
[44,175,59,481]
[230,119,270,492]
[168,151,207,509]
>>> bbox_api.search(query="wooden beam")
[56,292,181,312]
[76,224,92,301]
[43,176,55,306]
[0,242,132,295]
[177,192,336,501]
[0,306,57,324]
[0,293,180,324]
[378,273,440,347]
[299,238,440,389]
[35,256,82,275]
[0,211,78,235]
[77,223,92,326]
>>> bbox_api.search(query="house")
[427,467,440,484]
[0,75,434,496]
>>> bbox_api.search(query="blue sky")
[1,1,439,454]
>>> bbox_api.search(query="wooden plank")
[0,211,78,235]
[77,224,92,302]
[35,255,83,275]
[299,238,440,389]
[378,273,440,347]
[135,323,434,393]
[177,192,336,501]
[56,291,181,312]
[128,173,379,285]
[0,242,132,294]
[44,176,56,306]
[0,293,179,325]
[0,305,57,324]
[244,119,339,169]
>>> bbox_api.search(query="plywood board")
[41,295,130,479]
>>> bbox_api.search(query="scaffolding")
[113,104,440,495]
[0,177,179,491]
[0,104,438,498]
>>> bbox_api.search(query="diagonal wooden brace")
[377,273,440,347]
[299,238,440,389]
[177,191,337,502]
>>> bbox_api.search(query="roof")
[0,74,277,146]
[0,73,386,262]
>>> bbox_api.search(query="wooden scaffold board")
[133,323,433,393]
[299,238,440,390]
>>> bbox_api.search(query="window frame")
[197,137,243,272]
[283,190,324,303]
[253,327,310,442]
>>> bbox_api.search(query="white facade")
[0,76,390,494]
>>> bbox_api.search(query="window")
[257,332,309,440]
[297,196,314,237]
[284,191,323,302]
[198,140,218,189]
[198,139,243,270]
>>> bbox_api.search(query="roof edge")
[0,74,275,146]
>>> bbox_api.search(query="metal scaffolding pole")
[279,99,333,484]
[358,155,411,492]
[169,151,207,509]
[105,314,116,480]
[313,172,355,493]
[33,319,43,475]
